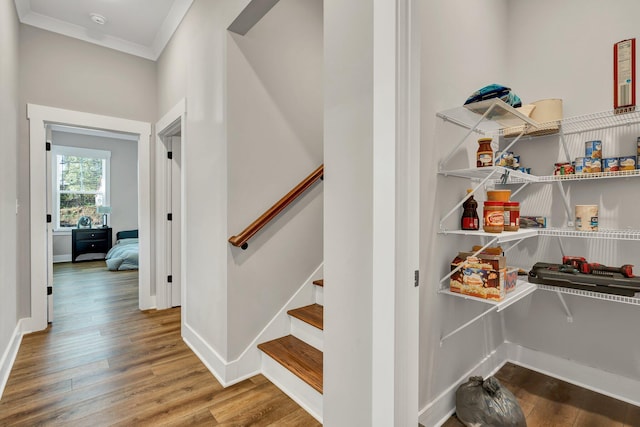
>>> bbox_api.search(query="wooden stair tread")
[258,335,323,394]
[312,279,323,287]
[287,304,323,330]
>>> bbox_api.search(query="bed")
[105,230,139,271]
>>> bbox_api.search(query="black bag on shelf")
[455,376,527,427]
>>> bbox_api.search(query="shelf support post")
[510,182,530,199]
[440,305,499,345]
[558,127,571,163]
[554,181,574,227]
[555,291,573,322]
[438,103,498,171]
[439,169,499,230]
[494,130,526,163]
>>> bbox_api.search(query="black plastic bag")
[455,376,527,427]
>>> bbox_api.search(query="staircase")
[258,279,324,422]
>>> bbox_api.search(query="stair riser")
[314,285,323,306]
[290,317,323,351]
[261,353,323,423]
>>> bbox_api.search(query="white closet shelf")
[440,228,640,241]
[438,166,536,183]
[539,228,640,241]
[437,101,640,138]
[439,280,537,312]
[436,98,541,135]
[438,228,540,243]
[439,166,640,184]
[536,284,640,306]
[440,280,640,344]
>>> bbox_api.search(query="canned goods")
[585,140,602,159]
[554,162,574,175]
[619,155,636,171]
[590,158,602,173]
[603,157,619,172]
[575,157,585,174]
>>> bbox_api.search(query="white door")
[169,136,182,307]
[46,127,53,322]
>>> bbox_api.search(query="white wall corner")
[0,319,26,399]
[418,344,508,427]
[503,341,640,407]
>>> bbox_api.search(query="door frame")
[155,99,186,310]
[26,104,152,332]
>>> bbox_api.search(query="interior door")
[169,136,182,307]
[46,126,53,322]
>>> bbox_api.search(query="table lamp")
[97,205,112,228]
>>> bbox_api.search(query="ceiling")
[14,0,193,60]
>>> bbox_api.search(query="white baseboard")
[181,264,323,388]
[418,342,640,426]
[0,319,25,399]
[52,254,72,263]
[418,344,508,427]
[503,341,640,407]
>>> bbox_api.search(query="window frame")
[51,145,111,232]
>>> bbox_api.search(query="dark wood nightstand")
[71,228,112,262]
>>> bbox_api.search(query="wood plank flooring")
[0,261,321,426]
[443,362,640,427]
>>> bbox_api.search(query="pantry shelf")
[438,166,537,183]
[538,228,640,241]
[537,284,640,306]
[536,169,640,182]
[436,98,541,134]
[439,280,537,345]
[438,228,539,243]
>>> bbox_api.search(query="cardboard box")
[450,254,507,301]
[505,267,518,293]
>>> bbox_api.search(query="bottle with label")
[477,138,494,168]
[461,189,479,230]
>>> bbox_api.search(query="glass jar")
[503,202,520,231]
[477,138,493,168]
[483,201,504,233]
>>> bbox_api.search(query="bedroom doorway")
[27,104,152,332]
[47,124,140,323]
[156,100,186,309]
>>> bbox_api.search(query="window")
[52,146,111,230]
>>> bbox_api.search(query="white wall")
[502,0,640,383]
[0,0,20,391]
[156,0,250,362]
[18,25,157,318]
[419,0,510,415]
[51,131,139,259]
[226,0,323,360]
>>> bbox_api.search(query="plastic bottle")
[461,189,479,230]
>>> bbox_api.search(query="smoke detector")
[90,13,107,25]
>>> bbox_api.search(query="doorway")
[155,100,186,310]
[27,104,152,332]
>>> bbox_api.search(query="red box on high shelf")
[614,38,636,112]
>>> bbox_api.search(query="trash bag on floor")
[455,376,527,427]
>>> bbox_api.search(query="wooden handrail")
[229,164,324,250]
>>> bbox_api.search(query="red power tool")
[562,256,634,278]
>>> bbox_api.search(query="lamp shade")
[97,205,112,214]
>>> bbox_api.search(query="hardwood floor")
[442,362,640,427]
[0,261,321,426]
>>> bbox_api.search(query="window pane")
[59,193,103,227]
[59,155,104,192]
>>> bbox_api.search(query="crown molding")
[13,0,193,61]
